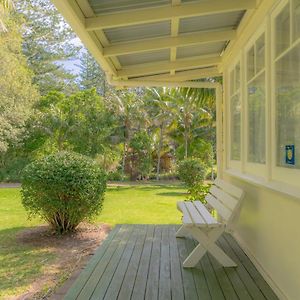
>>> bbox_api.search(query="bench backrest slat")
[206,178,244,225]
[210,186,238,211]
[205,194,232,221]
[214,178,244,199]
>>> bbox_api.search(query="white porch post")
[216,84,223,179]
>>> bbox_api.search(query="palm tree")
[170,87,213,159]
[0,0,14,32]
[107,90,146,178]
[145,87,176,180]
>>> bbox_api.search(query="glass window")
[256,34,265,72]
[231,95,241,161]
[275,4,290,57]
[247,46,255,80]
[230,62,241,162]
[248,73,266,163]
[275,43,300,169]
[293,0,300,41]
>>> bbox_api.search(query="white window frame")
[227,55,242,171]
[271,0,300,186]
[244,24,268,178]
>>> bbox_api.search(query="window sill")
[224,169,300,200]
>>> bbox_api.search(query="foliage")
[177,158,207,188]
[21,151,107,233]
[78,51,109,96]
[0,12,39,155]
[129,131,152,179]
[16,0,80,95]
[187,183,211,202]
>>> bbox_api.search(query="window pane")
[293,0,300,41]
[275,4,290,57]
[248,73,266,164]
[231,94,241,160]
[256,34,265,73]
[235,63,240,91]
[275,43,300,169]
[230,70,234,96]
[247,46,255,81]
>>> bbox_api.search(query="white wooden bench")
[176,178,245,268]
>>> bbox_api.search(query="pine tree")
[16,0,80,94]
[77,51,108,96]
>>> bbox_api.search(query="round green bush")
[21,151,107,234]
[177,158,207,188]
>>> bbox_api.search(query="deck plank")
[224,234,279,300]
[77,225,133,299]
[131,225,155,300]
[145,226,162,300]
[169,226,185,300]
[90,225,137,300]
[116,225,148,300]
[176,236,199,299]
[219,235,267,300]
[158,226,172,300]
[103,225,145,300]
[63,225,121,300]
[63,225,278,300]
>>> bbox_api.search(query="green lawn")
[0,183,186,298]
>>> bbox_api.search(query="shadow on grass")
[156,191,188,197]
[0,227,55,296]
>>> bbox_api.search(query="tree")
[170,87,213,159]
[129,131,152,180]
[32,89,116,159]
[0,12,38,155]
[16,0,80,94]
[106,90,146,177]
[77,51,108,96]
[145,87,176,180]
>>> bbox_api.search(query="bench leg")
[183,243,206,267]
[176,225,188,238]
[182,227,237,268]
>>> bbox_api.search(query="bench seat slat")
[193,201,220,227]
[210,186,238,210]
[177,201,193,225]
[205,194,232,221]
[184,201,206,225]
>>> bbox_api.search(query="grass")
[0,182,186,298]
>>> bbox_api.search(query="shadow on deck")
[63,224,278,300]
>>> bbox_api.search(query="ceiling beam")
[85,0,256,30]
[103,29,235,57]
[170,0,181,75]
[117,56,221,77]
[132,67,221,82]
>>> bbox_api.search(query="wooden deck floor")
[64,225,278,300]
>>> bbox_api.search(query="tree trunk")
[156,124,164,180]
[122,141,127,180]
[184,128,188,159]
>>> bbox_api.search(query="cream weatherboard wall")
[222,0,300,299]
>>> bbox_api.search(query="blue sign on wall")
[285,145,295,165]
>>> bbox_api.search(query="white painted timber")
[117,56,221,77]
[103,30,236,57]
[177,178,245,268]
[85,0,256,30]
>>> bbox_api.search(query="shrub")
[177,158,209,202]
[177,158,207,188]
[21,151,107,234]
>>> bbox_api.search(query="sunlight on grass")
[0,183,186,297]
